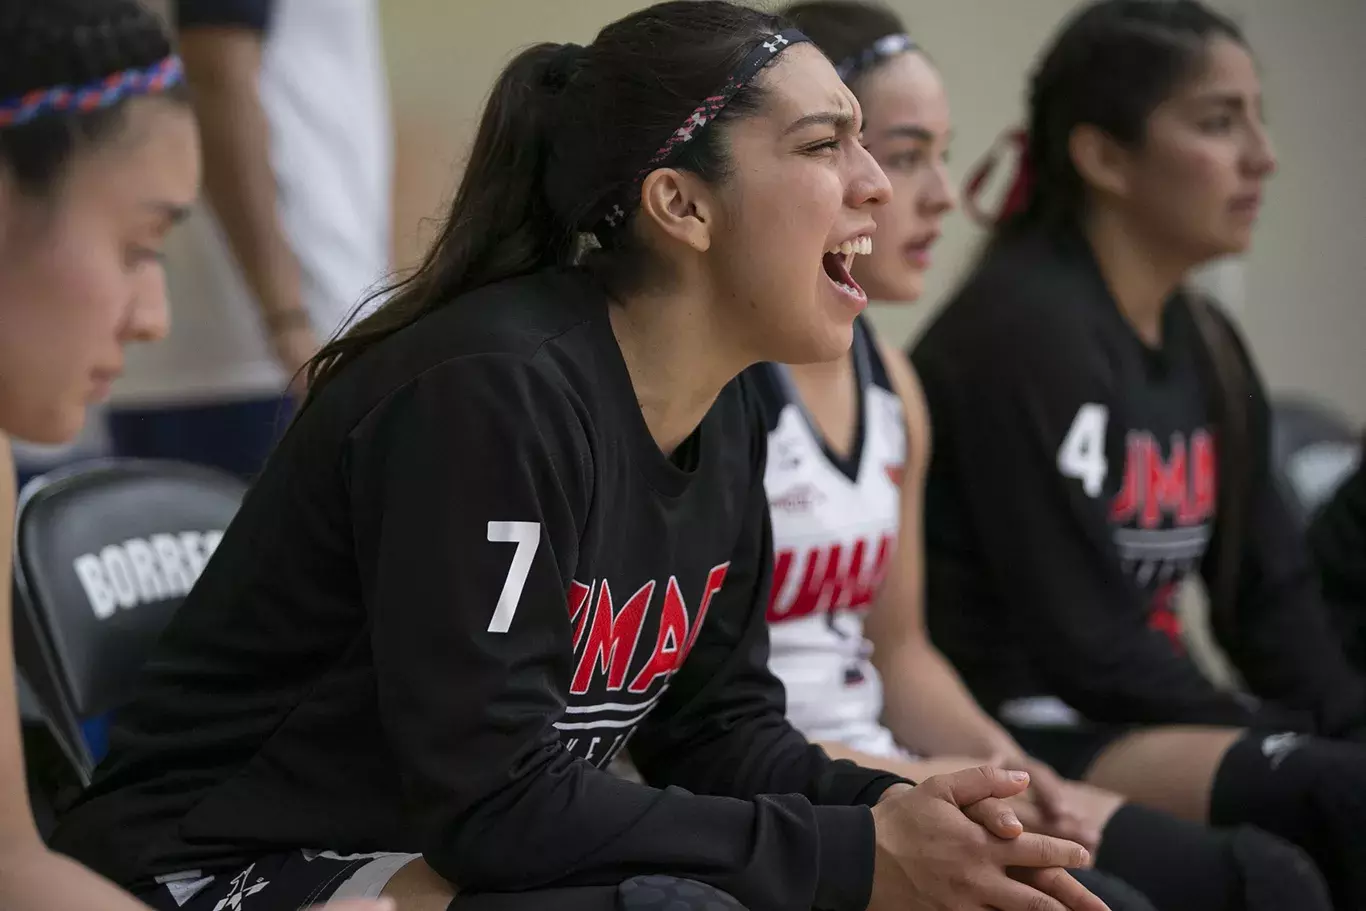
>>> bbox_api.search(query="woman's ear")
[1069,123,1133,200]
[638,167,714,253]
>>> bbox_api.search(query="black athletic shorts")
[140,851,421,911]
[997,697,1133,780]
[1005,723,1134,780]
[140,852,749,911]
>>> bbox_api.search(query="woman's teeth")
[828,236,873,257]
[827,235,873,271]
[832,280,864,300]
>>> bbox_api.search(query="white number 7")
[486,521,541,633]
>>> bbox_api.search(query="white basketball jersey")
[753,320,908,760]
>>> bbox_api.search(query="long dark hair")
[0,0,188,197]
[305,1,789,402]
[999,0,1244,240]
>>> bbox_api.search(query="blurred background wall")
[382,0,1366,422]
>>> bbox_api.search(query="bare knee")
[379,857,458,911]
[1065,780,1127,830]
[1083,726,1244,823]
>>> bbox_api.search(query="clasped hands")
[867,766,1109,911]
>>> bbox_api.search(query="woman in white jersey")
[759,4,1334,911]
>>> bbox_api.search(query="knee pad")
[618,876,746,911]
[447,877,746,911]
[1211,730,1366,908]
[1226,826,1333,911]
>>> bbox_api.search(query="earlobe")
[1069,124,1130,199]
[639,168,712,253]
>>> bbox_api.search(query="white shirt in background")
[113,0,392,405]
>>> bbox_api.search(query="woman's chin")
[778,318,856,367]
[10,401,89,448]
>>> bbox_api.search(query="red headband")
[963,128,1034,228]
[594,29,812,235]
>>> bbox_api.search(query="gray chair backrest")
[1269,396,1361,526]
[11,458,247,782]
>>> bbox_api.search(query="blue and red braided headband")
[0,55,185,129]
[593,29,811,237]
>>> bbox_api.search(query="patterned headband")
[593,28,812,237]
[0,55,185,128]
[835,33,917,83]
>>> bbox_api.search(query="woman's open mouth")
[823,235,871,303]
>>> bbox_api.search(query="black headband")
[834,33,917,84]
[592,28,812,237]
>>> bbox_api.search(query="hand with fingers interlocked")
[868,766,1109,911]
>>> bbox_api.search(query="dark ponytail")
[305,44,574,394]
[0,0,187,197]
[997,0,1244,240]
[428,43,578,296]
[305,1,789,401]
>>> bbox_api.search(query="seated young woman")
[908,0,1366,907]
[0,3,386,911]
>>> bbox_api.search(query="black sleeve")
[1309,446,1366,606]
[175,0,272,31]
[914,297,1257,727]
[631,478,909,805]
[1201,323,1366,735]
[348,358,878,911]
[629,382,910,905]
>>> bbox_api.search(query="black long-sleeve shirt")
[52,269,904,911]
[1310,446,1366,609]
[911,228,1366,735]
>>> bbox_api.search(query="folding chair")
[11,458,247,784]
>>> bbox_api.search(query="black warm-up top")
[911,227,1366,736]
[53,268,907,911]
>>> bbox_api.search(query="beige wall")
[381,0,1366,423]
[1218,0,1366,423]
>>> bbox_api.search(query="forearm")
[418,747,873,911]
[816,742,1063,842]
[636,698,910,809]
[876,639,1018,760]
[817,740,988,782]
[0,845,151,911]
[183,45,304,330]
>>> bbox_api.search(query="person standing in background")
[107,0,392,480]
